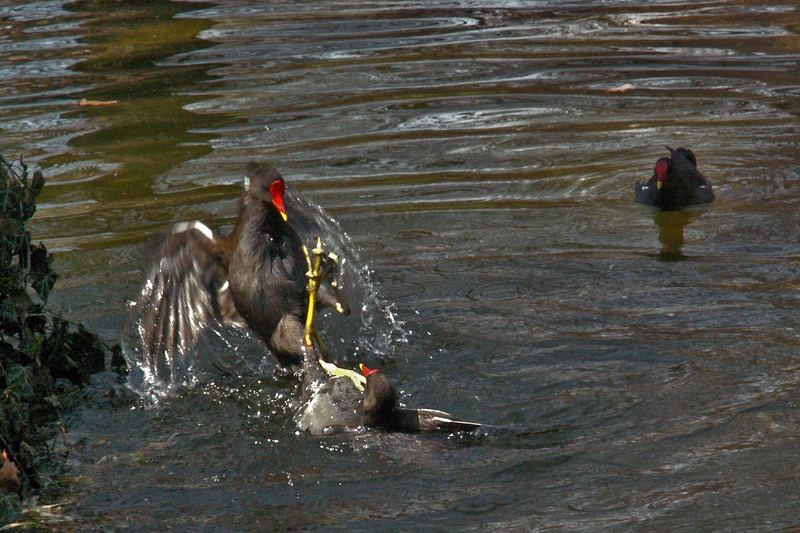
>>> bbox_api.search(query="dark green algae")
[0,157,121,526]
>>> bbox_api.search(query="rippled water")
[3,0,800,529]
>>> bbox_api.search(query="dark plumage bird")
[137,163,346,381]
[296,363,483,435]
[635,146,714,210]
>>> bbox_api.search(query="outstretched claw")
[303,237,359,390]
[317,252,349,314]
[318,358,366,391]
[304,237,324,347]
[301,244,312,273]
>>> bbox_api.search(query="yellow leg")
[302,238,364,390]
[304,237,323,348]
[312,327,329,358]
[302,243,315,346]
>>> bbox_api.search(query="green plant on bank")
[0,155,118,525]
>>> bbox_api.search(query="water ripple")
[5,0,800,529]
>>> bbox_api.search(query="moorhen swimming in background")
[138,163,346,379]
[635,146,715,210]
[296,362,483,435]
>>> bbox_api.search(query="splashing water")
[122,180,407,400]
[284,185,410,360]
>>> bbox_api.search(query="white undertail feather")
[172,221,214,241]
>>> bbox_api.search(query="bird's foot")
[318,358,366,391]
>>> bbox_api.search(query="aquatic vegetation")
[0,156,116,525]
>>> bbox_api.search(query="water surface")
[2,0,800,530]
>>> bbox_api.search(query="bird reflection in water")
[652,209,702,261]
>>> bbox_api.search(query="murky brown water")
[3,0,800,530]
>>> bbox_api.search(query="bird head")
[246,164,289,221]
[359,364,396,426]
[654,157,670,190]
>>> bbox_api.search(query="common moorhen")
[635,146,714,210]
[296,362,483,435]
[138,163,346,380]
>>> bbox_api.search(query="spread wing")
[136,221,242,382]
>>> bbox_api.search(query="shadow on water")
[652,209,703,261]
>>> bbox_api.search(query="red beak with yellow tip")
[270,179,288,221]
[655,158,668,191]
[359,363,380,377]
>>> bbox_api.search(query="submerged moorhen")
[138,163,346,377]
[635,146,714,210]
[296,362,483,435]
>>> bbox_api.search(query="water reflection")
[652,209,702,260]
[62,1,225,183]
[5,0,800,530]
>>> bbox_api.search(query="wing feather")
[136,222,242,382]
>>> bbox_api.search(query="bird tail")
[415,408,484,432]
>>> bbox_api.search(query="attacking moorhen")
[296,362,483,435]
[138,163,346,380]
[635,146,714,210]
